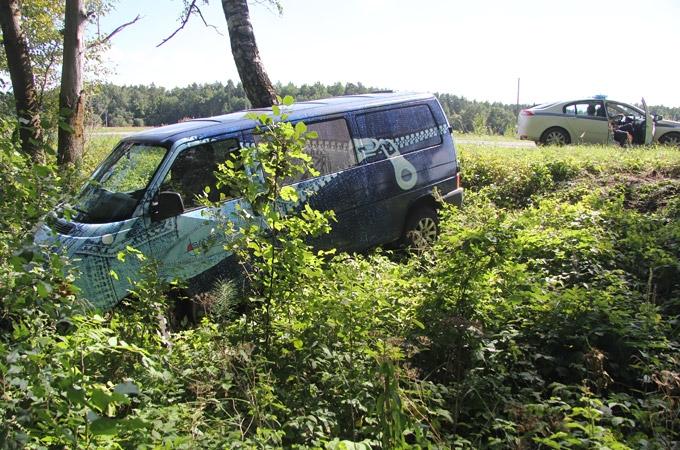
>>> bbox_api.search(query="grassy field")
[87,126,152,134]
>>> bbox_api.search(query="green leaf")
[36,281,52,298]
[280,186,298,202]
[34,165,50,177]
[295,121,307,136]
[66,386,87,406]
[90,417,120,436]
[282,95,294,106]
[293,339,304,350]
[90,388,112,411]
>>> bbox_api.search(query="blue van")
[35,93,463,309]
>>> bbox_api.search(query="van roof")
[123,92,434,146]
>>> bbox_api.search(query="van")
[35,93,463,309]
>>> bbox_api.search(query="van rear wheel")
[403,206,439,251]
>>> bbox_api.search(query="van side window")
[254,118,356,184]
[161,138,240,210]
[305,118,356,176]
[356,105,441,163]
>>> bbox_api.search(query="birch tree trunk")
[57,0,86,166]
[221,0,277,108]
[0,0,44,162]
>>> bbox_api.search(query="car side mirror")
[151,191,184,221]
[654,114,663,122]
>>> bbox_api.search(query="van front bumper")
[442,187,464,207]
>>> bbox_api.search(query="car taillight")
[456,172,462,189]
[520,109,535,116]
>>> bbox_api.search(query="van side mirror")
[654,114,663,122]
[151,191,184,221]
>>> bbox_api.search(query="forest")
[5,80,679,137]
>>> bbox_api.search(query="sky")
[97,0,680,107]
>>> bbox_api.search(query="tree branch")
[157,0,221,48]
[157,0,198,47]
[88,14,141,50]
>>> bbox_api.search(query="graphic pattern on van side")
[354,124,449,190]
[34,216,152,309]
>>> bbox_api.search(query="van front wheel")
[403,206,439,251]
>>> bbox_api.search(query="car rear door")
[563,101,608,144]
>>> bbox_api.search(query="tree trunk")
[221,0,277,108]
[57,0,86,166]
[0,0,44,161]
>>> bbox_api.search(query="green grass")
[460,143,680,174]
[87,126,151,134]
[459,144,680,208]
[83,134,120,172]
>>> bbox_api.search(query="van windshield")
[73,142,167,223]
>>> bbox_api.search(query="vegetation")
[1,108,679,448]
[76,81,680,137]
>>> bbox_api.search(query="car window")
[563,101,605,117]
[606,102,643,119]
[162,138,241,210]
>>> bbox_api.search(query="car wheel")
[540,127,570,146]
[659,132,680,147]
[403,206,439,251]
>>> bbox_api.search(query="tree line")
[81,81,525,135]
[85,82,680,135]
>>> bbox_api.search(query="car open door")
[641,98,654,145]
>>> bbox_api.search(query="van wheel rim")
[410,217,437,247]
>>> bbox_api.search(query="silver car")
[518,97,680,146]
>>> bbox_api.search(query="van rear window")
[356,105,441,163]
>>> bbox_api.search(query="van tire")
[403,206,439,250]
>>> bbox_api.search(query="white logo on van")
[355,138,418,190]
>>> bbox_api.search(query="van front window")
[73,143,167,223]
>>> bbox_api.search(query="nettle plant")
[213,96,335,348]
